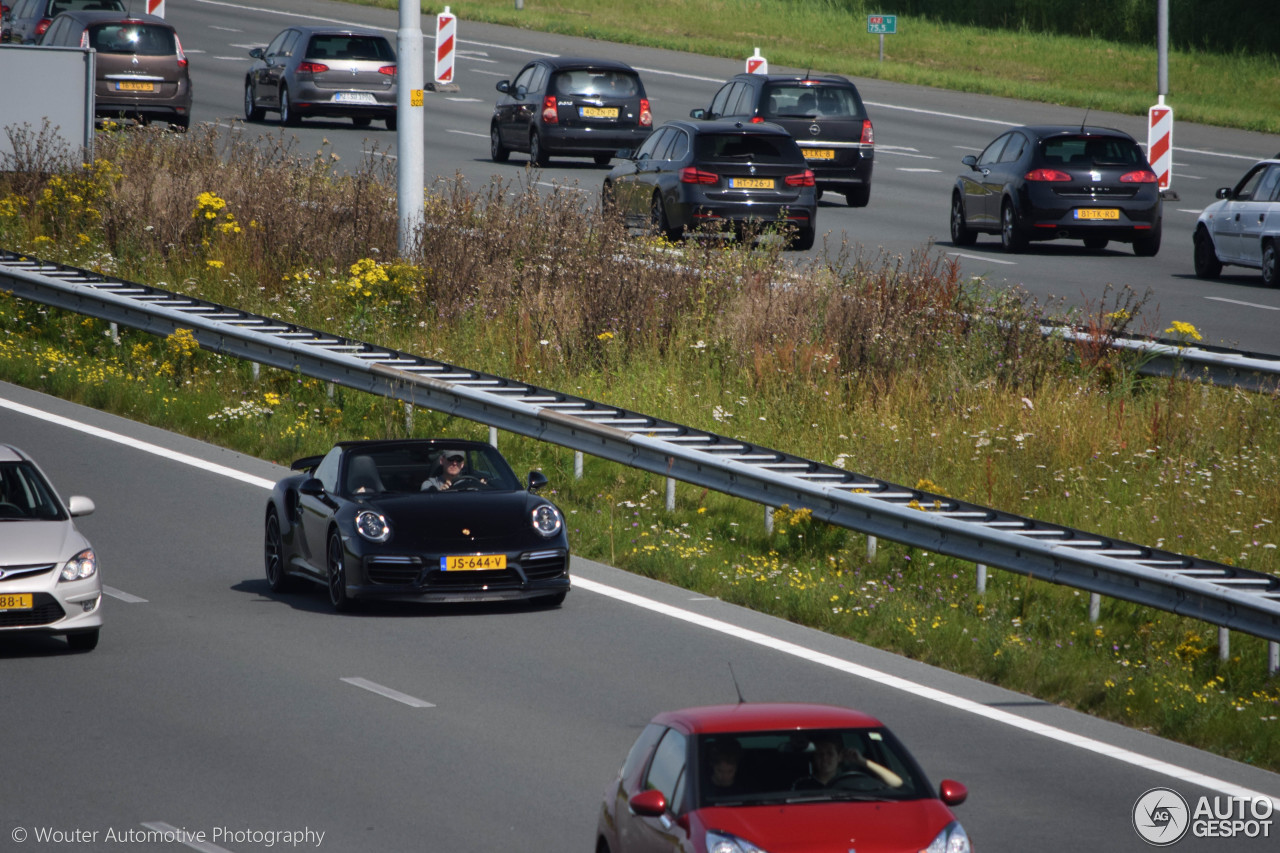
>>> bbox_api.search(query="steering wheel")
[0,501,24,518]
[829,770,879,790]
[448,475,485,491]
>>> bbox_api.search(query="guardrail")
[3,250,1278,669]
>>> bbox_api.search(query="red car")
[597,703,970,853]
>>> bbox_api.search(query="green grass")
[349,0,1280,133]
[1,125,1278,770]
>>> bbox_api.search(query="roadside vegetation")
[357,0,1280,134]
[1,126,1278,769]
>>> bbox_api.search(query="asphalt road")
[2,379,1279,851]
[160,0,1280,355]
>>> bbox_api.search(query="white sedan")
[1193,154,1280,286]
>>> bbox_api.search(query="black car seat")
[345,455,385,495]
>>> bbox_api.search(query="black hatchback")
[692,73,874,207]
[950,125,1162,255]
[602,119,818,250]
[490,56,653,167]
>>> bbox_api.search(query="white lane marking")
[1177,208,1204,215]
[536,182,590,193]
[878,146,934,160]
[445,97,483,103]
[574,577,1280,807]
[341,677,435,707]
[897,167,942,173]
[212,56,251,62]
[104,586,148,603]
[947,251,1017,265]
[208,26,242,33]
[0,397,276,491]
[140,822,233,853]
[1206,296,1279,311]
[470,69,508,77]
[446,129,487,138]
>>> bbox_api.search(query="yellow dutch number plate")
[441,554,507,571]
[0,593,33,611]
[1075,208,1119,220]
[804,149,836,160]
[117,81,156,92]
[580,106,618,119]
[730,178,775,189]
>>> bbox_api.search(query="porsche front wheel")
[327,531,353,612]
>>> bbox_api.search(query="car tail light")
[298,61,328,73]
[785,170,816,187]
[1025,168,1072,182]
[680,167,718,185]
[542,95,558,124]
[175,33,187,67]
[750,115,765,123]
[79,31,89,49]
[861,120,874,145]
[378,64,396,76]
[1120,170,1158,183]
[639,97,652,127]
[35,17,51,36]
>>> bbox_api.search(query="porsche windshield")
[340,445,521,497]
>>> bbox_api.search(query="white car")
[0,444,101,650]
[1193,154,1280,286]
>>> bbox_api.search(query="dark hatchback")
[603,119,817,250]
[951,124,1162,255]
[491,56,652,167]
[692,73,874,207]
[264,439,570,612]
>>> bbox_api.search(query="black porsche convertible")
[263,439,570,611]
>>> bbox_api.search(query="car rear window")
[1041,135,1145,168]
[763,84,865,119]
[305,35,394,62]
[552,69,639,98]
[88,23,175,56]
[54,0,124,11]
[696,133,802,165]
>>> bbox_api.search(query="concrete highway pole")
[397,1,426,256]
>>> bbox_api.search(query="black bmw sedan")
[950,125,1162,256]
[264,439,570,612]
[603,119,818,250]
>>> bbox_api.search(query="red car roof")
[653,703,884,734]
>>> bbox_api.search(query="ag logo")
[1133,787,1190,846]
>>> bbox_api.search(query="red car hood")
[694,799,956,853]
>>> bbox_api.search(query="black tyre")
[650,193,683,242]
[490,122,509,162]
[1193,228,1222,278]
[950,193,976,246]
[1133,225,1161,258]
[352,116,372,128]
[529,131,549,167]
[385,113,397,131]
[67,629,99,651]
[327,531,352,613]
[845,185,871,208]
[593,153,612,166]
[280,87,300,126]
[1000,200,1027,253]
[1083,235,1109,251]
[1263,240,1278,287]
[244,82,264,121]
[264,508,292,593]
[792,225,816,251]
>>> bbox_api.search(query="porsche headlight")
[706,831,771,853]
[921,821,970,853]
[531,504,563,538]
[355,510,391,542]
[59,548,97,581]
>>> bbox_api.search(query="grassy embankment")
[0,123,1277,769]
[352,0,1280,134]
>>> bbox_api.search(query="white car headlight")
[355,510,391,542]
[59,548,96,581]
[531,504,563,537]
[706,831,770,853]
[921,821,970,853]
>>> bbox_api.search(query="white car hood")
[0,520,87,568]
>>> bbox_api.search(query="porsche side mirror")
[628,789,667,817]
[528,470,549,492]
[299,477,325,496]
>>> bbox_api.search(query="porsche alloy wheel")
[327,531,352,612]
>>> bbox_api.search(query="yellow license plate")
[116,81,156,92]
[0,593,33,611]
[730,178,775,189]
[803,149,835,160]
[441,554,507,571]
[580,106,618,119]
[1075,208,1119,220]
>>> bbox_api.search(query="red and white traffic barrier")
[746,47,768,74]
[146,0,164,16]
[434,6,456,88]
[1148,96,1174,191]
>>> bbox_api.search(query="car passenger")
[705,738,745,795]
